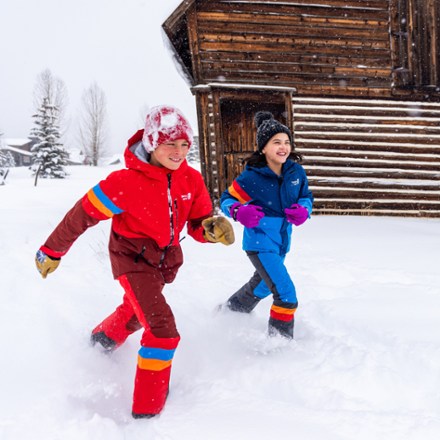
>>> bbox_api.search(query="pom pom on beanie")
[255,111,293,151]
[142,105,193,153]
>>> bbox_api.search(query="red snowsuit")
[40,129,213,415]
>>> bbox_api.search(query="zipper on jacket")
[167,174,175,246]
[159,174,177,268]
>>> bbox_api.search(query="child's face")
[261,133,291,168]
[150,139,190,170]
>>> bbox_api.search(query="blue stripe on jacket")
[92,184,124,215]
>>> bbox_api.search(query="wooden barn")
[162,0,440,217]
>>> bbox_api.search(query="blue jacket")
[220,160,313,255]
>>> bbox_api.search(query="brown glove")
[35,249,61,279]
[202,216,235,246]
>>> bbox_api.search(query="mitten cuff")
[40,246,64,259]
[229,202,242,221]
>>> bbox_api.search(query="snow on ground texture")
[1,166,440,440]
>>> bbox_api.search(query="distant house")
[2,138,36,167]
[163,0,440,217]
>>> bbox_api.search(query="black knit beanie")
[255,111,293,151]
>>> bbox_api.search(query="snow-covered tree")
[79,82,108,166]
[0,149,15,168]
[30,98,69,182]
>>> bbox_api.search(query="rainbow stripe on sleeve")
[85,184,124,219]
[228,180,252,204]
[137,347,176,371]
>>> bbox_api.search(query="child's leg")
[226,270,266,312]
[248,251,298,339]
[119,271,180,417]
[91,293,142,351]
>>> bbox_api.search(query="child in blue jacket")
[220,111,313,339]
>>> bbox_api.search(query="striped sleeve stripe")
[228,181,251,204]
[86,184,124,218]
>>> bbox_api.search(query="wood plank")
[308,178,440,191]
[294,84,392,97]
[203,50,390,68]
[202,71,390,89]
[199,41,390,58]
[202,60,390,78]
[293,96,440,107]
[300,149,440,163]
[304,166,440,180]
[311,199,440,210]
[214,0,389,8]
[296,132,440,144]
[200,33,390,50]
[311,187,440,201]
[311,209,440,217]
[197,21,389,41]
[294,107,440,118]
[302,157,440,171]
[296,140,440,155]
[197,2,389,21]
[197,11,388,29]
[294,118,440,127]
[294,123,440,133]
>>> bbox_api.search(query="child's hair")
[243,149,302,168]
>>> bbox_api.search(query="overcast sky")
[0,0,197,153]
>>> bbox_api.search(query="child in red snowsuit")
[35,105,234,418]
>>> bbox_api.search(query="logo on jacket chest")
[181,192,192,201]
[291,179,299,186]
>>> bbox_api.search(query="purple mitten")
[284,203,309,226]
[230,202,265,228]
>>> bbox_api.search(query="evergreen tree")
[0,149,15,168]
[30,98,69,180]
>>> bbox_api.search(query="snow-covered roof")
[1,145,32,156]
[4,138,32,147]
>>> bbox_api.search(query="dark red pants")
[92,266,181,415]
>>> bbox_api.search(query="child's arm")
[36,172,127,278]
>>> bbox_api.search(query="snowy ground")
[1,165,440,440]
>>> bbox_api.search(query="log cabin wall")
[163,0,440,216]
[294,96,440,216]
[194,0,393,97]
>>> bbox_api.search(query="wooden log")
[308,178,440,191]
[197,2,389,21]
[304,167,440,180]
[197,11,388,29]
[311,187,440,201]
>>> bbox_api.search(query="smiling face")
[261,132,292,174]
[149,139,190,170]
